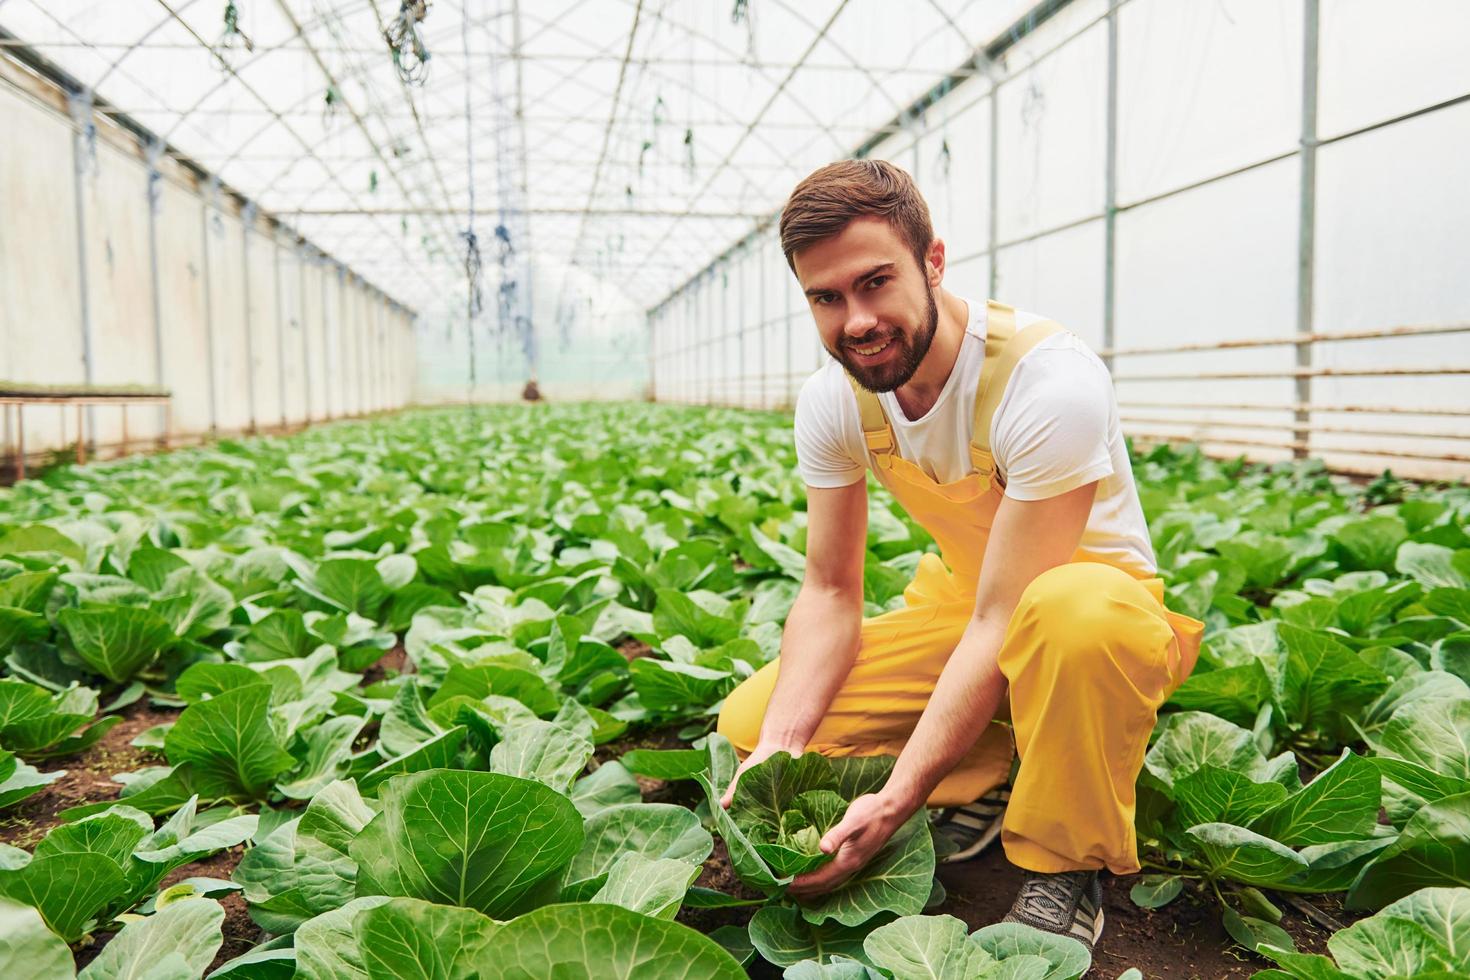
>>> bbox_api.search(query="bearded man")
[716,159,1203,948]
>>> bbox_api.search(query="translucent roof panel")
[0,0,1039,317]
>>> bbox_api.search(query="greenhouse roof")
[0,0,1041,317]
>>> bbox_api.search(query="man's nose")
[843,302,879,339]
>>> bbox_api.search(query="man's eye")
[813,294,835,305]
[867,276,889,289]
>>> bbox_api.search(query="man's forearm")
[882,614,1010,811]
[756,585,863,752]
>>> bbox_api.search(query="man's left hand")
[787,791,918,898]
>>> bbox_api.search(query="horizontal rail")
[1128,431,1470,465]
[1113,366,1470,381]
[1120,415,1470,442]
[1120,401,1470,418]
[0,395,172,405]
[1101,322,1470,357]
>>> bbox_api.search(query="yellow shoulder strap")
[844,373,895,468]
[969,302,1067,477]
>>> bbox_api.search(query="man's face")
[792,216,940,393]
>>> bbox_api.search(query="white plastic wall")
[649,0,1470,479]
[0,55,417,466]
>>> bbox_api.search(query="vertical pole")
[784,256,794,410]
[242,205,257,434]
[68,93,96,448]
[16,405,24,480]
[1295,0,1320,459]
[274,232,287,428]
[321,268,332,420]
[1102,0,1120,370]
[736,254,745,408]
[146,141,167,447]
[707,274,716,407]
[646,312,656,402]
[300,248,312,424]
[987,86,1001,299]
[758,244,768,410]
[75,403,85,464]
[200,187,219,437]
[356,281,366,416]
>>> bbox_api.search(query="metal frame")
[645,0,1470,478]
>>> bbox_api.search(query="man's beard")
[836,288,939,393]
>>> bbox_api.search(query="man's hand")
[720,741,801,809]
[786,791,917,898]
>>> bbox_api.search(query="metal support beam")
[200,185,219,437]
[734,255,744,408]
[1295,0,1320,459]
[288,206,771,219]
[273,233,287,427]
[242,204,258,433]
[646,311,656,402]
[68,92,96,450]
[785,254,794,409]
[321,268,332,420]
[1102,0,1120,369]
[987,88,1000,299]
[759,240,769,409]
[300,249,312,423]
[146,140,167,446]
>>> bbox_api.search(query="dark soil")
[360,641,408,686]
[617,637,654,661]
[676,837,1346,979]
[0,698,176,849]
[162,846,257,972]
[69,845,256,974]
[934,849,1339,979]
[2,698,258,972]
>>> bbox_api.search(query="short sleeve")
[991,345,1116,501]
[794,369,868,489]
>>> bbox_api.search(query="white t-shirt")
[794,300,1157,574]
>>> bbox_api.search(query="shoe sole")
[938,814,1005,864]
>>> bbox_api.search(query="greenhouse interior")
[0,0,1468,977]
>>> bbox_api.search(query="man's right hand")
[719,740,803,809]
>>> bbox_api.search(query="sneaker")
[931,786,1010,864]
[1002,869,1104,949]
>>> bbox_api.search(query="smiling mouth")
[848,339,892,357]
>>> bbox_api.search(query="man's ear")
[925,238,946,288]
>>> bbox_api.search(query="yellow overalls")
[717,300,1204,875]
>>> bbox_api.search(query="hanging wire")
[385,0,432,87]
[323,85,342,128]
[461,0,480,401]
[731,0,756,62]
[212,1,255,67]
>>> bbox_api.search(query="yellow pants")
[716,559,1197,875]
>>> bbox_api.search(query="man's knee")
[1005,563,1163,671]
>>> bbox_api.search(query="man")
[715,160,1203,948]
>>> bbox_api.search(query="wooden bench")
[0,384,172,479]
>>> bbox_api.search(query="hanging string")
[461,0,481,403]
[212,1,255,67]
[385,1,431,87]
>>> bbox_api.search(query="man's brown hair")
[779,160,934,273]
